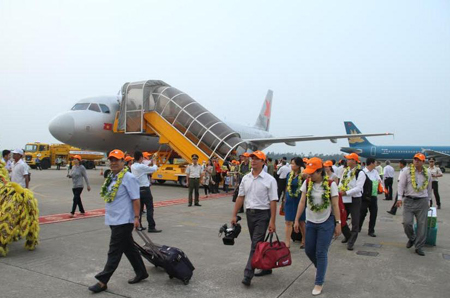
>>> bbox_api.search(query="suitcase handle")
[135,230,165,258]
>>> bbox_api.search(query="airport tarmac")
[1,167,450,298]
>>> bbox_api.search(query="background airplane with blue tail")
[341,121,450,172]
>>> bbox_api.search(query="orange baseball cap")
[108,149,125,160]
[304,157,323,174]
[303,158,309,163]
[73,155,82,161]
[345,153,359,162]
[323,160,333,167]
[250,150,266,161]
[124,156,134,162]
[414,153,426,161]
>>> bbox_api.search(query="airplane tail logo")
[344,121,373,147]
[254,90,273,132]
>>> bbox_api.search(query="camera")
[219,216,242,245]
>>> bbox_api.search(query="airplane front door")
[371,146,376,156]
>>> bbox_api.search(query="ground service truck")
[24,142,104,169]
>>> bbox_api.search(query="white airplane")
[49,82,392,156]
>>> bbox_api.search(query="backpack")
[356,170,373,201]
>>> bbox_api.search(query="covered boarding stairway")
[114,80,248,164]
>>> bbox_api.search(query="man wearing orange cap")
[397,153,432,256]
[89,149,147,293]
[231,150,278,286]
[338,153,366,250]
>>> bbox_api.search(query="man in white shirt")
[359,158,383,237]
[397,153,432,256]
[428,157,443,209]
[1,149,12,173]
[10,149,29,188]
[375,161,383,181]
[186,154,203,207]
[131,151,160,233]
[231,150,277,286]
[277,161,290,201]
[387,159,407,215]
[383,160,395,200]
[338,153,366,250]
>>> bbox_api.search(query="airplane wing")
[244,133,393,149]
[422,149,450,159]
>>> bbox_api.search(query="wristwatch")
[134,216,139,219]
[335,220,341,224]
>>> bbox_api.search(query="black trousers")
[244,209,270,279]
[95,224,147,284]
[384,177,393,200]
[204,184,210,196]
[431,181,441,207]
[139,187,156,229]
[71,187,85,214]
[214,174,221,193]
[341,197,361,245]
[360,196,378,234]
[277,178,287,201]
[36,162,42,170]
[188,178,200,204]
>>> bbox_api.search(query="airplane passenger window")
[88,103,101,112]
[99,104,110,114]
[71,103,89,110]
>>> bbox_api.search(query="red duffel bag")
[251,232,292,270]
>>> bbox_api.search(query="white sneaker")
[312,285,323,296]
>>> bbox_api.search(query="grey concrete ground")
[1,168,450,298]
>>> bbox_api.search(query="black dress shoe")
[368,233,377,237]
[254,269,272,277]
[347,243,354,251]
[386,211,395,215]
[194,203,202,206]
[148,229,162,233]
[88,283,107,293]
[137,226,146,231]
[188,204,192,207]
[341,238,349,244]
[415,248,425,256]
[128,273,149,284]
[242,277,251,286]
[406,239,415,249]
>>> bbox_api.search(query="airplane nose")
[49,113,75,143]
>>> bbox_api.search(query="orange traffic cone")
[100,168,104,176]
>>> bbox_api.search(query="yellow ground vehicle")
[24,142,104,170]
[152,157,189,186]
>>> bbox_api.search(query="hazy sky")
[1,0,449,155]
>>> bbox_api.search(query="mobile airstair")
[113,80,247,165]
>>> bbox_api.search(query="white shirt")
[131,162,158,187]
[263,165,268,173]
[398,166,432,201]
[332,165,338,174]
[339,167,366,203]
[429,166,443,182]
[335,165,344,180]
[364,167,381,182]
[11,159,29,188]
[300,180,339,224]
[238,170,278,210]
[383,165,395,178]
[277,165,291,179]
[185,164,202,178]
[1,158,12,172]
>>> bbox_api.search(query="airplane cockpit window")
[88,103,101,112]
[71,103,90,110]
[99,104,110,114]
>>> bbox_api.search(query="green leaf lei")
[100,167,128,203]
[287,171,302,198]
[338,164,361,192]
[410,164,429,192]
[307,175,331,212]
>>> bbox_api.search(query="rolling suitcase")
[160,245,195,285]
[134,231,165,268]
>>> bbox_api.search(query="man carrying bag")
[231,151,278,287]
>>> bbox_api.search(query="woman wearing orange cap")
[67,155,91,218]
[294,157,341,296]
[283,157,306,249]
[323,160,339,185]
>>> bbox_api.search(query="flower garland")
[410,164,429,192]
[100,167,128,203]
[307,175,331,212]
[338,164,361,192]
[287,171,302,198]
